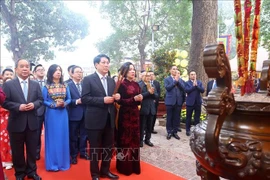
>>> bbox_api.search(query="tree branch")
[0,0,13,28]
[20,35,53,54]
[125,2,143,30]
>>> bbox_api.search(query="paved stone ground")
[140,118,200,180]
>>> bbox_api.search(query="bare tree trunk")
[189,0,218,90]
[138,43,146,70]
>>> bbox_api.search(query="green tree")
[95,0,192,70]
[0,0,89,63]
[261,0,270,55]
[189,0,218,87]
[152,48,178,100]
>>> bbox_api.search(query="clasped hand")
[19,103,34,111]
[148,87,155,94]
[56,99,65,107]
[134,94,143,102]
[104,93,121,104]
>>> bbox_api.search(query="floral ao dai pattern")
[0,107,12,162]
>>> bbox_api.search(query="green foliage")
[162,108,207,124]
[155,0,192,51]
[180,109,207,124]
[0,0,89,63]
[152,48,182,100]
[261,0,270,56]
[95,0,192,68]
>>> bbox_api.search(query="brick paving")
[140,118,200,180]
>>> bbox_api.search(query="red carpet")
[4,136,185,180]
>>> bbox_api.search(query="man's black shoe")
[27,174,42,180]
[16,177,25,180]
[186,131,191,136]
[100,171,119,179]
[167,133,172,140]
[177,128,182,132]
[173,133,180,140]
[71,157,77,164]
[151,130,157,134]
[140,141,143,147]
[145,141,154,147]
[80,154,90,160]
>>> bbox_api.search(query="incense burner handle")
[259,60,270,96]
[203,44,236,163]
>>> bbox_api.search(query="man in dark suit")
[138,72,158,147]
[81,54,120,180]
[64,65,76,84]
[149,71,160,134]
[185,70,205,136]
[33,64,46,160]
[2,59,43,180]
[164,66,186,140]
[68,65,89,164]
[206,79,216,96]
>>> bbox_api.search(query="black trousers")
[140,114,153,142]
[87,116,114,178]
[69,118,88,158]
[36,115,44,157]
[9,126,38,178]
[166,104,182,134]
[186,104,201,132]
[151,103,159,131]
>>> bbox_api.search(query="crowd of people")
[0,54,207,180]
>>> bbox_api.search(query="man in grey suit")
[81,54,120,180]
[2,59,43,180]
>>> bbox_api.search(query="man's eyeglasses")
[36,69,45,72]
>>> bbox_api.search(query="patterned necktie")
[101,76,108,95]
[22,80,28,100]
[76,83,81,95]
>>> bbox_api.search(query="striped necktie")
[76,83,81,95]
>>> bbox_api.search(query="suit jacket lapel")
[71,81,80,97]
[107,78,114,96]
[94,73,106,96]
[28,79,32,101]
[170,76,174,83]
[14,77,26,102]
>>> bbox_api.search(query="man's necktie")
[101,76,108,95]
[76,83,81,95]
[38,80,44,89]
[151,80,154,86]
[22,80,28,100]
